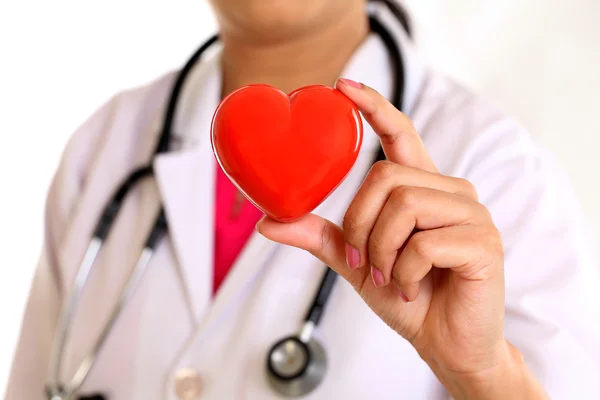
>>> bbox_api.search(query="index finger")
[336,78,438,173]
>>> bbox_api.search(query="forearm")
[429,341,548,400]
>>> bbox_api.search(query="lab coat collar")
[151,8,427,322]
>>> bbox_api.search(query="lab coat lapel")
[153,149,214,321]
[152,43,223,321]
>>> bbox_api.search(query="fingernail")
[338,78,362,89]
[371,267,385,288]
[345,244,360,269]
[393,283,410,302]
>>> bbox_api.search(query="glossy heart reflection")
[211,84,363,222]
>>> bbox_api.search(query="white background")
[0,0,598,394]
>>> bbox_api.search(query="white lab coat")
[6,5,600,400]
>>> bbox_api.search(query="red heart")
[211,84,363,222]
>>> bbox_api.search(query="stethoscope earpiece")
[266,335,327,397]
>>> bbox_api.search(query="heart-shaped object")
[211,84,363,222]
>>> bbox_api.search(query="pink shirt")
[213,163,264,294]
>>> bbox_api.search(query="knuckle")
[470,201,494,224]
[309,219,333,257]
[369,160,396,182]
[478,203,494,220]
[485,228,504,258]
[409,232,432,258]
[468,227,504,271]
[381,126,407,145]
[384,116,415,145]
[319,219,333,253]
[454,177,479,200]
[390,186,419,210]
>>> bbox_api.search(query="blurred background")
[0,0,598,393]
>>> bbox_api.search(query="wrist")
[430,341,548,400]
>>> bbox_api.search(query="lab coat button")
[174,368,204,399]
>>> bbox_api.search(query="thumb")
[256,214,369,291]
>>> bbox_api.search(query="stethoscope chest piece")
[266,336,327,397]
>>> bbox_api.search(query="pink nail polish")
[345,244,360,269]
[371,267,385,288]
[393,283,411,302]
[338,78,362,89]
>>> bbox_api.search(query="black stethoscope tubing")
[46,1,407,398]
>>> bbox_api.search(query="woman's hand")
[256,79,547,399]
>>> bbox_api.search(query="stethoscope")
[45,1,408,399]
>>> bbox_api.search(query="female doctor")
[6,0,600,399]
